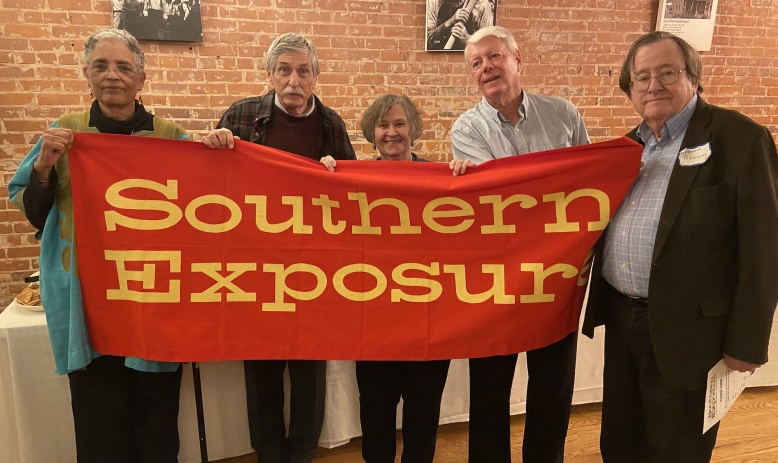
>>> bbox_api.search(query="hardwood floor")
[215,386,778,463]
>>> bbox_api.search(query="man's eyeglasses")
[630,68,686,91]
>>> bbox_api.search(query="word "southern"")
[103,179,611,235]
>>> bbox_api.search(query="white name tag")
[678,142,712,167]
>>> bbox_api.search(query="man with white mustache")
[202,32,355,463]
[448,26,589,463]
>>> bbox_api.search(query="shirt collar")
[273,93,316,117]
[479,91,527,126]
[637,93,698,144]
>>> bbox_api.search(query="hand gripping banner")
[68,133,641,362]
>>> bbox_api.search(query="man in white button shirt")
[583,31,778,462]
[449,25,589,463]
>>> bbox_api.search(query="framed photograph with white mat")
[657,0,719,51]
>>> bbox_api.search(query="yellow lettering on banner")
[423,198,474,233]
[102,180,610,236]
[333,263,387,301]
[479,194,538,234]
[245,195,313,234]
[190,263,257,302]
[104,179,182,231]
[262,263,326,312]
[578,249,594,286]
[104,250,181,302]
[99,255,591,307]
[349,192,421,235]
[185,195,242,233]
[544,189,610,233]
[391,263,443,302]
[520,263,578,303]
[443,264,515,304]
[311,194,346,234]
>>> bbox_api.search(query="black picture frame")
[426,0,497,52]
[114,0,203,43]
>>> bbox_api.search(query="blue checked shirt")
[451,92,590,162]
[602,94,698,298]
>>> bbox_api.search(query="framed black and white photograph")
[113,0,203,43]
[426,0,497,51]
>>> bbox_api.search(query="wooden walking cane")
[192,362,209,462]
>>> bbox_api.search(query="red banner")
[69,133,641,362]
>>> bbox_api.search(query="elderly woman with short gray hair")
[9,27,188,462]
[321,94,451,463]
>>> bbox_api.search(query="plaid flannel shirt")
[216,90,356,160]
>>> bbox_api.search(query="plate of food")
[15,271,43,312]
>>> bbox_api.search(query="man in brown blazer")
[583,31,778,463]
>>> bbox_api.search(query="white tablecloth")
[2,300,777,463]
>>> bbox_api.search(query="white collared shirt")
[273,94,316,117]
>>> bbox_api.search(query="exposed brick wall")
[1,0,777,305]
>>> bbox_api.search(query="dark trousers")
[67,355,183,463]
[356,360,451,463]
[600,285,719,463]
[244,360,326,463]
[468,331,577,463]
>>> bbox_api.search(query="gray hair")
[265,32,320,76]
[619,31,703,97]
[84,28,145,73]
[465,26,520,66]
[360,94,424,144]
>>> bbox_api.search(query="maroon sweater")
[264,105,323,160]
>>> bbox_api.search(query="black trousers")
[356,360,451,463]
[600,285,719,463]
[244,360,326,463]
[67,355,183,463]
[468,331,577,463]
